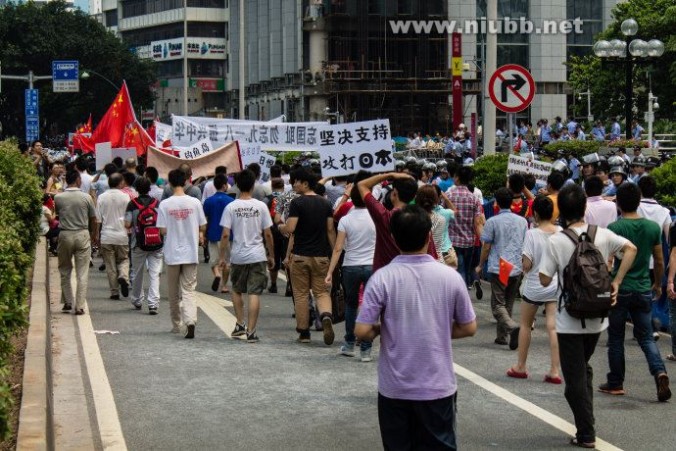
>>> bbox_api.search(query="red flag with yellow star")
[498,257,514,286]
[76,81,155,155]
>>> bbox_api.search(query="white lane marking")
[196,291,237,338]
[78,301,128,450]
[454,365,622,451]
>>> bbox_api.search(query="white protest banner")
[239,143,262,166]
[155,121,172,144]
[95,142,112,170]
[317,119,394,177]
[257,152,277,182]
[147,141,242,179]
[507,154,553,185]
[174,138,214,160]
[171,115,327,151]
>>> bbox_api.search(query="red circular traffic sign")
[488,64,535,113]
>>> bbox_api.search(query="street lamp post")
[593,19,664,140]
[577,89,592,123]
[81,69,120,91]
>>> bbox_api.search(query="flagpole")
[183,0,188,116]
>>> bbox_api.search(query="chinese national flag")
[498,257,514,286]
[76,81,155,155]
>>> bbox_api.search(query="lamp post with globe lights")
[593,19,664,140]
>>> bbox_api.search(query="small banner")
[507,154,553,186]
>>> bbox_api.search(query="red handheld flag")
[498,257,514,286]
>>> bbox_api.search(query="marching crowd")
[26,136,676,449]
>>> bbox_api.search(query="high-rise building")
[96,1,622,134]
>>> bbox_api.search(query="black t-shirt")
[289,194,333,257]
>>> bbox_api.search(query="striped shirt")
[358,254,475,400]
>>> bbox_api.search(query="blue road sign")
[52,60,80,92]
[25,89,39,142]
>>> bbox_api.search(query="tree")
[0,1,156,142]
[567,0,675,124]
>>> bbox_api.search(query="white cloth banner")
[317,119,394,177]
[171,115,327,151]
[174,138,214,160]
[239,143,262,166]
[507,154,553,185]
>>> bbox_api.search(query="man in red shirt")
[358,172,437,272]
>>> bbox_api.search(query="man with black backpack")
[601,183,670,402]
[539,184,637,449]
[124,177,164,315]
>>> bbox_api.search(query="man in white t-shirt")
[218,169,274,343]
[201,165,228,203]
[539,184,636,449]
[96,173,132,300]
[75,157,93,197]
[157,169,207,339]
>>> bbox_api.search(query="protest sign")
[239,143,262,166]
[154,121,172,144]
[112,148,137,164]
[507,154,552,185]
[95,142,112,170]
[147,141,242,179]
[174,138,214,160]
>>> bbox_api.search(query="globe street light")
[594,19,664,140]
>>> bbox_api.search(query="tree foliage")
[567,0,676,123]
[0,1,156,141]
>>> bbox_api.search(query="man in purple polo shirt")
[356,205,477,450]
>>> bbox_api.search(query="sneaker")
[653,332,661,342]
[360,348,373,362]
[184,324,195,339]
[268,284,278,294]
[246,330,260,343]
[340,343,355,357]
[494,338,508,346]
[656,373,671,402]
[118,278,129,297]
[149,307,158,315]
[598,383,625,396]
[231,322,246,337]
[473,280,483,300]
[322,317,335,345]
[99,263,106,271]
[509,327,520,350]
[109,294,120,300]
[133,302,142,310]
[297,331,311,343]
[61,303,72,312]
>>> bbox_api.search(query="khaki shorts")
[230,262,268,295]
[442,248,458,269]
[209,241,230,264]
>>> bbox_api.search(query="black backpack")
[132,198,163,251]
[558,225,613,327]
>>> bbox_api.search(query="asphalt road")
[80,256,675,451]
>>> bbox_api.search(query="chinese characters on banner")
[239,143,262,166]
[317,120,393,177]
[171,116,327,152]
[175,138,214,160]
[507,154,553,186]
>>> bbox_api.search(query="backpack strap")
[561,228,579,245]
[586,224,598,243]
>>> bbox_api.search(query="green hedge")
[0,141,42,439]
[472,153,509,198]
[651,156,676,209]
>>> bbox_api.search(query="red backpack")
[132,198,163,251]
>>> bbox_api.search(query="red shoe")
[544,374,562,385]
[506,367,528,379]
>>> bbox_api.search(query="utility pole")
[238,0,245,119]
[483,0,497,155]
[183,0,189,115]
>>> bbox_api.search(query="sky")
[74,0,88,13]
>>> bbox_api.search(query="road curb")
[16,239,54,451]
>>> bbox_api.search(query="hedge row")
[0,140,42,439]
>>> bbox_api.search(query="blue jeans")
[606,291,667,388]
[342,265,373,350]
[454,246,474,287]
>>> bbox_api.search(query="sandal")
[74,309,85,315]
[506,367,528,379]
[544,374,562,385]
[211,276,221,292]
[220,288,230,294]
[666,354,676,362]
[570,438,595,449]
